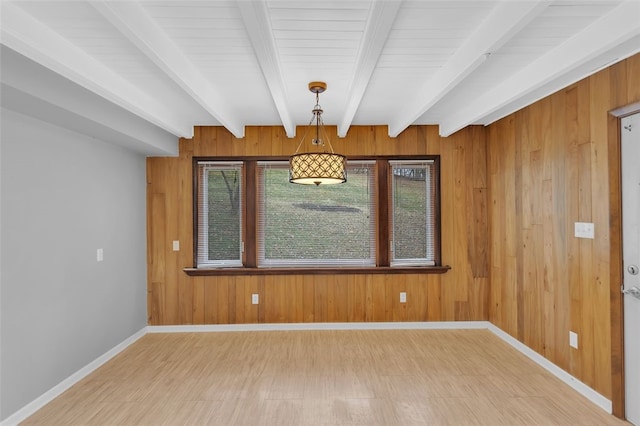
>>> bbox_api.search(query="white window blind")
[257,161,376,267]
[389,160,436,266]
[196,161,243,268]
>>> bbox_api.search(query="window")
[389,160,436,266]
[192,157,440,271]
[195,161,243,267]
[257,161,376,267]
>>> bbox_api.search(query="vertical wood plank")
[149,282,165,325]
[331,277,348,322]
[192,276,205,324]
[472,188,489,279]
[427,275,442,321]
[551,89,570,371]
[407,274,428,321]
[302,276,315,323]
[515,111,525,342]
[366,275,386,322]
[287,276,304,323]
[203,279,217,324]
[626,54,640,101]
[147,191,166,324]
[313,276,328,322]
[347,274,366,322]
[233,278,245,324]
[590,68,613,397]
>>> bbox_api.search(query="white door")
[622,112,640,424]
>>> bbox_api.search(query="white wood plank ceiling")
[2,0,639,154]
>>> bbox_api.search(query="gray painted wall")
[0,109,147,421]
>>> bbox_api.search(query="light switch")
[172,240,180,251]
[574,222,594,239]
[97,248,104,262]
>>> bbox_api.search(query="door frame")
[608,101,640,418]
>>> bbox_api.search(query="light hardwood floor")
[22,329,628,425]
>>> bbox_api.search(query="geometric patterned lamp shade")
[289,81,347,186]
[289,152,347,185]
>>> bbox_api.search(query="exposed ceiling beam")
[237,0,295,138]
[478,35,640,128]
[2,85,179,157]
[439,0,640,137]
[1,45,178,156]
[91,1,244,139]
[0,1,192,138]
[338,0,402,138]
[388,0,550,138]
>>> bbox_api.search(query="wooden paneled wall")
[147,125,489,325]
[486,53,640,405]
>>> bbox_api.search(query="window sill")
[183,265,451,276]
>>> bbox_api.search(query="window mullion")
[377,159,390,267]
[245,160,257,268]
[434,157,442,267]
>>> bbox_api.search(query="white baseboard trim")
[0,327,147,426]
[487,324,612,414]
[3,321,613,425]
[146,321,489,333]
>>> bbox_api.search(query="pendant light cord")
[292,89,336,155]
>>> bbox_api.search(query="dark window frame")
[187,155,448,276]
[256,159,377,268]
[194,160,244,268]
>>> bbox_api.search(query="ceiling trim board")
[388,0,550,138]
[438,0,640,137]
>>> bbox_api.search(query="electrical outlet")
[172,240,180,251]
[569,331,578,349]
[400,292,407,303]
[96,248,104,262]
[252,294,259,305]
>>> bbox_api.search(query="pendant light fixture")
[289,82,346,186]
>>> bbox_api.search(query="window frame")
[256,160,377,268]
[189,156,446,276]
[389,159,438,267]
[194,160,244,268]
